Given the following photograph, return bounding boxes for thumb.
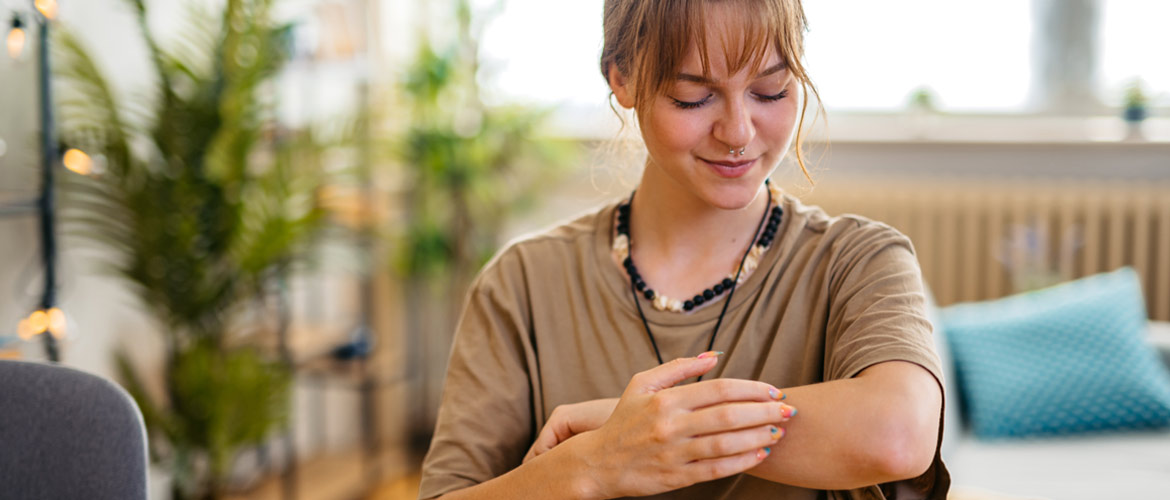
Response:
[630,351,722,395]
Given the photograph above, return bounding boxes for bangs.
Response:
[632,0,807,113]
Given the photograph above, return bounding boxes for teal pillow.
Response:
[940,267,1170,438]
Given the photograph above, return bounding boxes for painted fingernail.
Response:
[770,426,781,439]
[782,405,797,418]
[768,388,785,400]
[696,351,724,359]
[757,447,771,460]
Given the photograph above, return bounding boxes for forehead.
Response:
[676,2,785,79]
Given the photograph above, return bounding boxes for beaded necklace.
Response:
[614,181,783,376]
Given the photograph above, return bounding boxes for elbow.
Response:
[862,415,938,481]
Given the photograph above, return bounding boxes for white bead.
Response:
[668,299,684,312]
[653,295,670,311]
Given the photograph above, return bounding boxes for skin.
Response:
[436,4,942,499]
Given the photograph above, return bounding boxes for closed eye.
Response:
[756,89,790,102]
[671,93,713,110]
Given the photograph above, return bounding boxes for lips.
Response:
[701,157,757,179]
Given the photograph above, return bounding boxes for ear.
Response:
[606,63,636,109]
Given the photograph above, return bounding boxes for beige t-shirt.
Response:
[418,193,949,500]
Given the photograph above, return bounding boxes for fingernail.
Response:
[770,426,781,439]
[757,447,771,460]
[696,351,724,359]
[782,405,797,418]
[768,388,785,400]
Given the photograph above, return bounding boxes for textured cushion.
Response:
[940,267,1170,438]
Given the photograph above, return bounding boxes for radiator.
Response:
[799,179,1170,322]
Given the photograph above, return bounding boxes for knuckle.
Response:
[709,437,732,456]
[648,392,671,412]
[716,407,738,428]
[713,380,735,400]
[650,420,674,443]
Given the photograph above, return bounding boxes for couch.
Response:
[927,290,1170,499]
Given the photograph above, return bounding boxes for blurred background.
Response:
[0,0,1167,499]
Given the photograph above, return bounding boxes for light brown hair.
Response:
[600,0,821,183]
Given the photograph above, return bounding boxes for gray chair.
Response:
[0,360,149,499]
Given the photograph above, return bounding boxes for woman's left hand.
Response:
[523,398,619,463]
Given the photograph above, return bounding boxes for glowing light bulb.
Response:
[35,0,58,21]
[27,310,48,334]
[63,148,93,175]
[6,19,24,60]
[47,308,67,339]
[17,319,36,340]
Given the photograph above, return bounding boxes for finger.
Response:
[684,445,773,483]
[659,378,786,410]
[683,424,785,462]
[680,401,796,437]
[627,352,722,396]
[524,426,558,463]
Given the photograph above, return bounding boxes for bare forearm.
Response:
[747,361,942,489]
[437,438,597,500]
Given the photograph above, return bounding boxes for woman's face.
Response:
[612,8,800,211]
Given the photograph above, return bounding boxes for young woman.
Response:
[418,1,947,499]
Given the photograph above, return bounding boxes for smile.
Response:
[701,157,758,178]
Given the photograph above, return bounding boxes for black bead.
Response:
[635,280,646,291]
[772,206,782,216]
[722,278,734,288]
[763,229,775,240]
[768,218,780,228]
[714,283,724,294]
[760,237,772,247]
[644,289,655,300]
[623,257,633,268]
[703,289,715,300]
[683,300,694,311]
[693,295,705,306]
[619,204,630,214]
[617,223,629,234]
[630,271,641,282]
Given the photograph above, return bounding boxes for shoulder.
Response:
[779,194,919,291]
[783,193,915,259]
[472,199,620,294]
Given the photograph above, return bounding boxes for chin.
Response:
[698,180,767,212]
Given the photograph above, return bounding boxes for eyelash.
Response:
[670,89,790,110]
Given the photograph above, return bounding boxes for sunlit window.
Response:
[802,0,1032,113]
[475,0,1166,116]
[1100,0,1170,106]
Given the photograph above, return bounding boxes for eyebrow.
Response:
[677,61,788,84]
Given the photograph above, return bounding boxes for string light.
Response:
[27,310,48,335]
[17,318,36,340]
[34,0,57,21]
[46,308,67,338]
[6,16,24,60]
[63,148,93,175]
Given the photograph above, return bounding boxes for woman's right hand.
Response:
[569,352,797,499]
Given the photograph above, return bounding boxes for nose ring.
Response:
[728,147,746,156]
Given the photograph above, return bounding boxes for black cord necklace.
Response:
[617,183,780,379]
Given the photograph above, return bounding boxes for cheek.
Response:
[758,99,800,146]
[644,106,712,154]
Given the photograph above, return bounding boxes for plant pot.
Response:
[1124,105,1147,123]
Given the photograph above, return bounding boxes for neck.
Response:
[627,160,770,297]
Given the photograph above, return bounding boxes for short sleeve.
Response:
[824,224,942,382]
[823,222,950,500]
[417,250,536,500]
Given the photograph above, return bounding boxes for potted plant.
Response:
[1123,79,1150,123]
[53,0,326,497]
[394,0,575,438]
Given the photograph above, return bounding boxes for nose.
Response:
[712,95,756,151]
